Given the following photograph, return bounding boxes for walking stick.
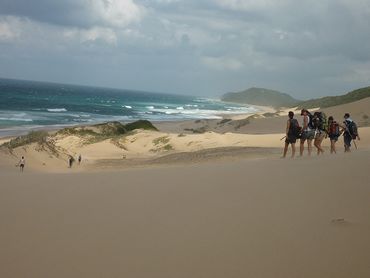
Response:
[280,136,286,141]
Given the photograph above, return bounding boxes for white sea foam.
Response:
[123,105,132,109]
[0,117,33,122]
[47,108,67,112]
[146,106,155,109]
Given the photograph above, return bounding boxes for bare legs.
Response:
[283,142,296,158]
[330,140,337,154]
[314,137,325,155]
[300,139,312,156]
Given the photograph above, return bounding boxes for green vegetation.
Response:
[184,126,208,133]
[222,86,370,109]
[57,120,157,138]
[232,118,250,130]
[3,120,158,151]
[221,87,300,108]
[57,127,98,137]
[2,130,61,156]
[153,136,170,145]
[262,112,279,118]
[151,136,173,152]
[218,118,232,125]
[298,86,370,109]
[3,130,49,149]
[163,144,174,151]
[124,120,158,132]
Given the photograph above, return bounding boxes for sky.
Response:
[0,0,369,99]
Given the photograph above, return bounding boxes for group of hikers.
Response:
[283,109,360,158]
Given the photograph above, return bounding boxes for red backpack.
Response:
[329,121,340,136]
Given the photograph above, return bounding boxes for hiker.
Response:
[312,111,327,155]
[282,111,300,158]
[78,154,82,165]
[327,116,341,154]
[18,156,25,172]
[68,156,75,168]
[343,113,360,152]
[300,109,315,156]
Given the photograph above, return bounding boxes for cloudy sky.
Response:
[0,0,369,99]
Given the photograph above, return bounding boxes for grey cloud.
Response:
[0,0,92,27]
[0,0,369,98]
[0,0,144,28]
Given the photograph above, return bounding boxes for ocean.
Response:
[0,78,257,136]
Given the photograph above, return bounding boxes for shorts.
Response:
[301,130,315,141]
[343,133,352,147]
[315,130,326,140]
[285,135,297,144]
[329,135,339,142]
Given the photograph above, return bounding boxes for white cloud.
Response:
[90,0,145,28]
[0,16,22,42]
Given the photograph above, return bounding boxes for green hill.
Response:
[221,87,300,108]
[298,86,370,109]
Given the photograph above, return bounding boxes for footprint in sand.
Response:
[331,218,349,225]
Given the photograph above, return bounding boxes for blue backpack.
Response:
[346,120,358,139]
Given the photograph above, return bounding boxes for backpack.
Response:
[318,112,328,131]
[290,119,301,138]
[346,120,358,139]
[307,113,314,129]
[329,121,340,137]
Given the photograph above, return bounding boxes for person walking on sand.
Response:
[78,154,82,165]
[343,113,360,152]
[18,156,25,172]
[282,111,300,158]
[300,109,315,156]
[68,156,75,168]
[312,111,326,155]
[327,116,341,154]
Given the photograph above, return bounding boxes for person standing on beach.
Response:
[300,109,314,156]
[18,156,25,172]
[343,113,360,152]
[78,154,82,165]
[282,111,299,158]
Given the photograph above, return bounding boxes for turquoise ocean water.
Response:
[0,78,257,136]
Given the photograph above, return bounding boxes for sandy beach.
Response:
[1,98,370,277]
[1,149,370,278]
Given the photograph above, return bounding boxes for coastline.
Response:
[1,97,370,173]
